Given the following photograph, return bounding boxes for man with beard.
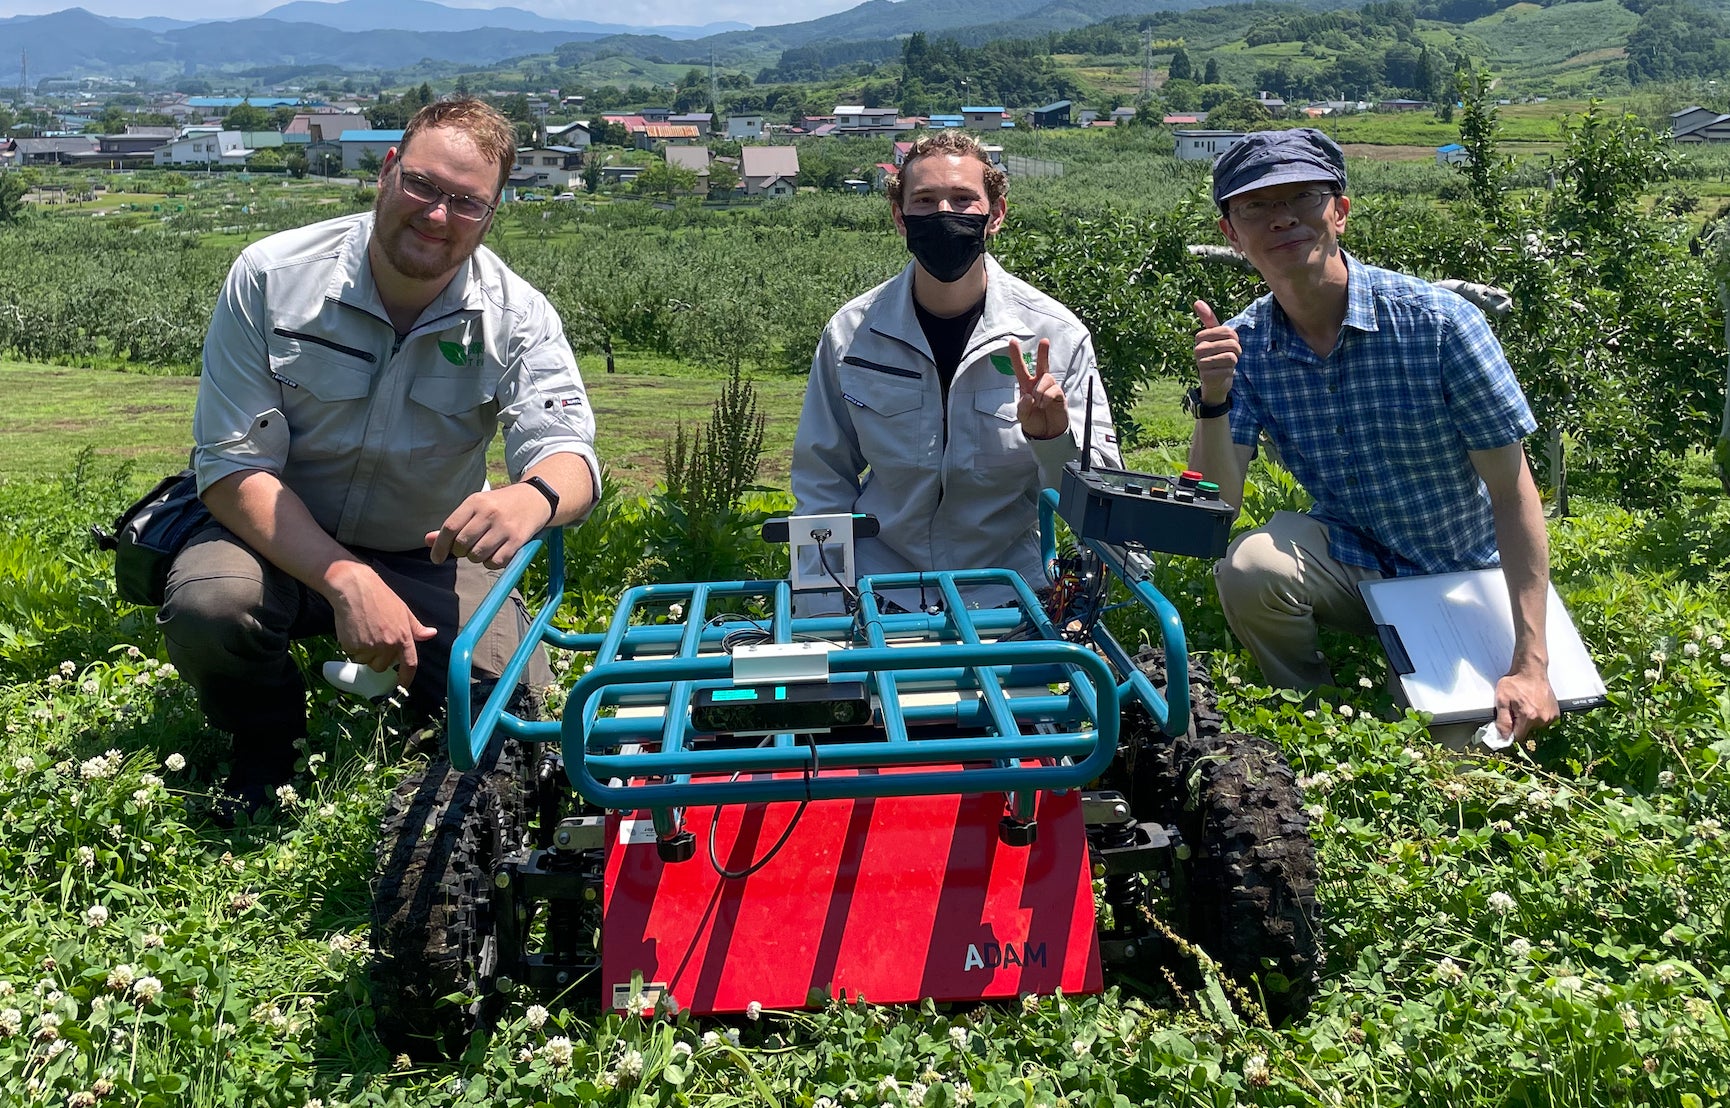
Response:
[163,99,598,814]
[792,130,1120,613]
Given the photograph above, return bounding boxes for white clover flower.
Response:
[1339,704,1354,719]
[1303,709,1316,719]
[77,846,96,870]
[726,1027,740,1046]
[158,664,177,679]
[1684,642,1700,657]
[1618,1003,1639,1033]
[1440,779,1469,801]
[616,1048,644,1081]
[106,965,135,991]
[1487,891,1516,915]
[84,904,109,928]
[671,1040,693,1058]
[1658,770,1676,788]
[702,1030,721,1049]
[275,785,299,807]
[1550,974,1584,994]
[543,1036,574,1068]
[1655,962,1681,984]
[0,1009,20,1037]
[948,1026,969,1050]
[0,981,12,997]
[920,1067,941,1085]
[132,976,163,1003]
[303,1100,325,1108]
[745,999,762,1020]
[1721,653,1730,666]
[35,1012,62,1041]
[1297,771,1334,794]
[1306,803,1325,821]
[134,671,152,686]
[906,1081,928,1107]
[524,1003,549,1030]
[47,674,63,689]
[1436,957,1465,983]
[876,1075,900,1096]
[80,679,99,696]
[142,932,164,949]
[815,1098,837,1108]
[1359,675,1375,688]
[66,1091,96,1108]
[125,646,142,659]
[1651,649,1667,664]
[59,660,76,676]
[1226,674,1242,686]
[1020,993,1040,1013]
[669,602,685,620]
[12,756,33,773]
[80,756,114,780]
[131,789,153,807]
[230,892,259,913]
[1693,818,1723,840]
[1402,746,1426,763]
[1072,1037,1088,1056]
[1644,668,1662,682]
[1243,1053,1271,1088]
[516,1046,535,1064]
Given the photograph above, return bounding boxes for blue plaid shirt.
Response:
[1226,253,1536,577]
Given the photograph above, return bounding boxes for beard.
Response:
[371,190,477,282]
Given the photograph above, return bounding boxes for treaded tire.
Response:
[1110,648,1320,1024]
[369,739,523,1060]
[1167,731,1321,1025]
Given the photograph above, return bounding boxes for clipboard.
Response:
[1359,568,1608,726]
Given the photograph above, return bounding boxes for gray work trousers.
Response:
[158,521,550,740]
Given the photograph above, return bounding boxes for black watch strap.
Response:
[1187,386,1234,420]
[523,475,560,526]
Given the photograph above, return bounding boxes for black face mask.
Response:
[902,210,989,283]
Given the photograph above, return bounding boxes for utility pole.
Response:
[1139,33,1152,99]
[709,48,719,115]
[19,49,27,106]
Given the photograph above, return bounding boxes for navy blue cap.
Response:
[1212,128,1347,212]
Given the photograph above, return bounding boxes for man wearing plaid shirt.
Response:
[1188,129,1558,744]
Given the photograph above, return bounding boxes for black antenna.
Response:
[1081,379,1096,472]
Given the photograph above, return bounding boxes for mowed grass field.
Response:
[0,360,1190,498]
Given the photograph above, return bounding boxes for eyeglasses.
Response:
[395,167,496,222]
[1230,188,1337,221]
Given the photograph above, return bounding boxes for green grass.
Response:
[0,359,1189,500]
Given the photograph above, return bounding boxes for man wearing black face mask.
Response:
[792,130,1121,612]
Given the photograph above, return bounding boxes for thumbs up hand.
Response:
[1192,300,1240,407]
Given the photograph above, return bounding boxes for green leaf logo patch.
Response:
[438,339,485,366]
[990,353,1015,375]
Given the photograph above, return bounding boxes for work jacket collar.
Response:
[867,255,1038,370]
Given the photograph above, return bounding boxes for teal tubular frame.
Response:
[450,504,1195,812]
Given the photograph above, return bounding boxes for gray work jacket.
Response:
[192,212,599,552]
[792,257,1121,609]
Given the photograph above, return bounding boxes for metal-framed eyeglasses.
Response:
[1228,188,1337,221]
[395,167,497,222]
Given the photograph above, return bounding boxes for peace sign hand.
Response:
[1008,337,1068,441]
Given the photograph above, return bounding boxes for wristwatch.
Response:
[523,476,560,526]
[1186,386,1234,420]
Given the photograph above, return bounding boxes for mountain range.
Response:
[4,0,1299,85]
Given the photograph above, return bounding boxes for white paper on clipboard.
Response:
[1359,568,1607,726]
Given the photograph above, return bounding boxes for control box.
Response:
[691,681,872,738]
[1056,461,1234,559]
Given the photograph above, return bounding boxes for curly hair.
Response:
[886,129,1007,211]
[400,98,517,196]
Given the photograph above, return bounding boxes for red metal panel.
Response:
[601,766,1101,1014]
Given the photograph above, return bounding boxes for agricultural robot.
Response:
[367,451,1322,1057]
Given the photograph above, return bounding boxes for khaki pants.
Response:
[159,521,550,741]
[1213,511,1383,691]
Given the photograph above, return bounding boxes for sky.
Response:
[0,0,864,27]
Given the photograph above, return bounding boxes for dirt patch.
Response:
[1340,144,1445,162]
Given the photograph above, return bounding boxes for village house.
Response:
[1671,106,1730,143]
[1174,129,1247,162]
[962,106,1008,131]
[513,146,585,190]
[740,145,799,197]
[727,114,767,140]
[833,105,901,136]
[1031,100,1072,128]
